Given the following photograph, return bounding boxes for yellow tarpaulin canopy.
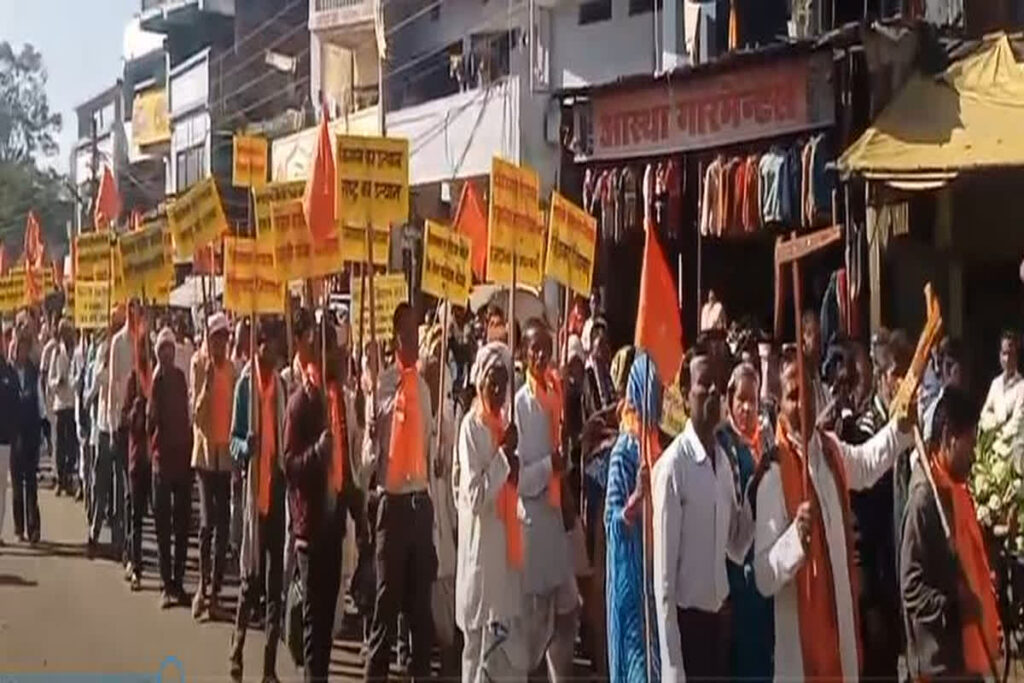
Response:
[838,33,1024,181]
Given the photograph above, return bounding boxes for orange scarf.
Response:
[477,399,523,570]
[620,404,663,469]
[730,415,762,465]
[386,358,426,492]
[255,361,276,516]
[527,368,563,509]
[930,458,1001,676]
[775,420,862,679]
[327,382,348,494]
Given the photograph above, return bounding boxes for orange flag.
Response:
[635,218,683,384]
[24,211,46,304]
[453,180,488,281]
[94,165,122,231]
[303,109,336,245]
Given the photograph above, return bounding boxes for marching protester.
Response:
[148,326,193,608]
[421,322,461,678]
[190,311,237,620]
[363,302,437,682]
[754,346,913,680]
[229,317,287,683]
[11,327,48,545]
[652,343,754,681]
[515,319,579,681]
[582,316,616,419]
[0,329,18,545]
[284,322,349,682]
[455,340,525,681]
[48,318,77,496]
[122,329,152,591]
[604,351,661,682]
[901,386,1001,680]
[230,317,251,558]
[74,330,94,509]
[109,300,141,570]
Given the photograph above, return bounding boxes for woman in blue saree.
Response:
[604,352,661,682]
[716,362,774,682]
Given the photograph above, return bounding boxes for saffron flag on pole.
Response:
[634,217,683,386]
[94,165,122,231]
[303,108,336,245]
[24,211,46,304]
[453,180,488,281]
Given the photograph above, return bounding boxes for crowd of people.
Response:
[0,291,1008,682]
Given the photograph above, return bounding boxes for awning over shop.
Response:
[838,33,1024,184]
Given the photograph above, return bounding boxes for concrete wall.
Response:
[549,0,657,89]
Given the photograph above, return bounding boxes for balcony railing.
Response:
[309,0,375,36]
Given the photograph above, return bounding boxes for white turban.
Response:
[471,341,511,391]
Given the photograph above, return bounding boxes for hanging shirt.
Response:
[758,152,788,225]
[719,157,741,236]
[621,166,639,235]
[741,155,762,232]
[701,158,724,236]
[663,159,682,239]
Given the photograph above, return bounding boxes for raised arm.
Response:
[836,422,912,491]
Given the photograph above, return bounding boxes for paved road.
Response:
[0,472,366,682]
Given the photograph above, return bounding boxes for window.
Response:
[578,0,611,24]
[628,0,662,15]
[175,144,206,192]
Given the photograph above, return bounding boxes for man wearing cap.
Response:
[190,311,238,619]
[149,327,193,607]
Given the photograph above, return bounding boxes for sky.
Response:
[1,0,138,171]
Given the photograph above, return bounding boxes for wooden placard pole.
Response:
[433,299,449,477]
[774,223,843,600]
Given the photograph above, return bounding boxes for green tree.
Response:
[0,41,69,259]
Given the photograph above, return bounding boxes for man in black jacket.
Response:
[901,386,986,680]
[11,329,47,544]
[0,330,19,545]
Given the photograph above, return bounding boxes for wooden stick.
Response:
[640,359,655,683]
[433,300,449,478]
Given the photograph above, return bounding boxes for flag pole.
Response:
[249,188,258,447]
[640,359,654,683]
[433,298,449,477]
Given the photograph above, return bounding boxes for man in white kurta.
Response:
[456,342,528,682]
[980,331,1024,457]
[514,325,579,681]
[754,357,912,681]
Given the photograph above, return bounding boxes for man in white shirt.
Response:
[754,349,913,681]
[652,345,754,681]
[107,301,140,567]
[514,320,578,681]
[48,319,77,496]
[980,330,1024,457]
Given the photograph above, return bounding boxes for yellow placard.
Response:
[119,223,173,296]
[233,135,268,189]
[253,180,306,236]
[421,220,471,305]
[0,271,25,313]
[132,88,170,148]
[167,177,229,262]
[336,135,409,228]
[223,235,285,314]
[350,272,408,349]
[339,223,390,267]
[487,157,544,288]
[268,200,343,281]
[76,232,115,282]
[545,191,597,295]
[74,280,112,330]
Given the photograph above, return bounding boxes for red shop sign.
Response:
[586,51,835,161]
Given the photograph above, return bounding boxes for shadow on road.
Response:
[0,573,39,587]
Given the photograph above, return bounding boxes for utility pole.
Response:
[85,118,99,235]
